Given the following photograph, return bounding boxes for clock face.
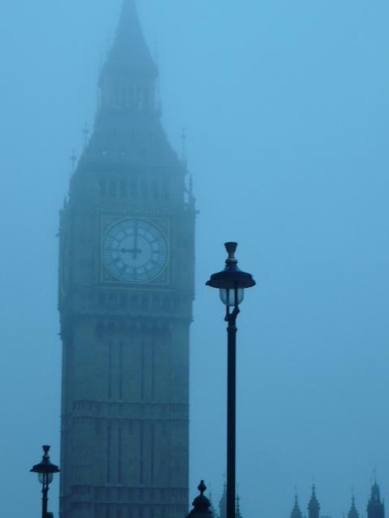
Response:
[103,219,168,283]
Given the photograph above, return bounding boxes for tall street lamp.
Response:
[30,445,60,518]
[206,242,255,518]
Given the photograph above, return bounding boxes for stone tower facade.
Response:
[58,2,195,518]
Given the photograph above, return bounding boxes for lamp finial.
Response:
[225,242,238,265]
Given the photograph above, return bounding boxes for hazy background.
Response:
[1,1,389,517]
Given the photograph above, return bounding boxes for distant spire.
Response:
[367,480,385,518]
[219,482,227,518]
[371,482,381,503]
[348,496,360,518]
[308,486,320,518]
[291,495,303,518]
[235,495,243,518]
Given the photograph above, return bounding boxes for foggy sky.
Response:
[1,1,389,517]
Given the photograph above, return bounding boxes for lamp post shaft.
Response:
[226,312,238,518]
[42,485,48,518]
[206,242,255,518]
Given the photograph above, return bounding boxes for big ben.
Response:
[58,1,195,518]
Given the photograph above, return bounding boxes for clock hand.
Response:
[132,221,140,259]
[106,246,143,257]
[119,247,142,256]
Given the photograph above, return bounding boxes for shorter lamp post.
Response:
[206,242,255,518]
[30,445,60,518]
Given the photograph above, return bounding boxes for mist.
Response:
[1,1,389,517]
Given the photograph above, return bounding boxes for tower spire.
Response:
[84,0,180,169]
[102,0,156,78]
[308,485,320,518]
[367,480,385,518]
[97,0,158,117]
[291,495,303,518]
[348,496,360,518]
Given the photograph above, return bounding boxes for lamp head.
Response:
[206,242,255,306]
[30,445,60,486]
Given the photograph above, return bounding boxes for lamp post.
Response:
[206,242,255,518]
[30,445,60,518]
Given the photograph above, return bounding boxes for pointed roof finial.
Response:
[187,481,214,518]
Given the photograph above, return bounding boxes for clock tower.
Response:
[58,2,195,518]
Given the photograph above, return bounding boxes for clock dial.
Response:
[103,219,168,283]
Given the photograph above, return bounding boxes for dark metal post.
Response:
[226,304,239,518]
[42,481,48,518]
[206,243,255,518]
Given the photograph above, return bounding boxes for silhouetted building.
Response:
[288,489,320,518]
[287,482,384,518]
[58,1,195,517]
